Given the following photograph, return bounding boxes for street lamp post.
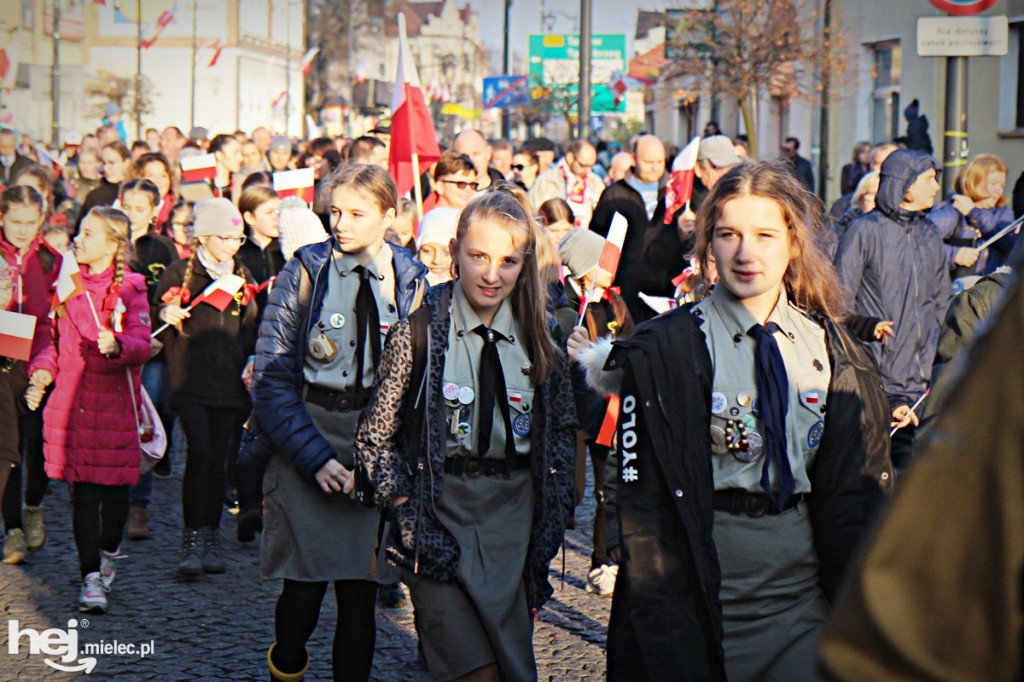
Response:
[135,0,143,140]
[51,0,62,148]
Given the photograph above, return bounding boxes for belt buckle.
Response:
[464,457,482,477]
[743,495,769,518]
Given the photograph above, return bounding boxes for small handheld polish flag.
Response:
[180,153,217,183]
[191,274,246,312]
[273,168,315,205]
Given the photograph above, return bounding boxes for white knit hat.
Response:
[416,207,459,249]
[192,198,244,237]
[278,196,328,260]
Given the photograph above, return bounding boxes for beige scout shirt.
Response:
[441,281,535,459]
[693,285,831,494]
[303,243,399,391]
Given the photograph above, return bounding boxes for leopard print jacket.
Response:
[354,282,578,612]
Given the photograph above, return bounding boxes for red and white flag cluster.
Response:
[663,136,700,224]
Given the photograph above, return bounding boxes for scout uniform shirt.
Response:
[441,281,535,460]
[693,286,831,494]
[303,242,399,392]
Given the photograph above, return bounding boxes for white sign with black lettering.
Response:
[917,16,1008,57]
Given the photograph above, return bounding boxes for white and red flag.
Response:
[271,89,288,109]
[596,212,628,284]
[388,12,441,198]
[300,47,319,77]
[663,136,700,224]
[0,310,35,361]
[180,153,217,183]
[273,168,315,205]
[35,144,62,177]
[0,39,19,92]
[140,5,177,49]
[191,274,246,312]
[50,250,84,315]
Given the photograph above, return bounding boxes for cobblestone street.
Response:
[1,449,611,681]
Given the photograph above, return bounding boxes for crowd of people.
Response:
[0,112,1021,682]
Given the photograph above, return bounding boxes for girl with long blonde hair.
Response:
[569,162,893,681]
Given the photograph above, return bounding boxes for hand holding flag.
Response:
[580,213,629,325]
[50,250,85,316]
[152,274,246,336]
[663,137,700,224]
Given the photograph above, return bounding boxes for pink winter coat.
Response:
[33,266,152,486]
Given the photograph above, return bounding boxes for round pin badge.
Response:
[734,431,764,463]
[736,392,752,407]
[709,425,728,456]
[741,413,757,433]
[458,386,475,405]
[807,420,825,449]
[521,362,533,376]
[329,313,345,329]
[443,382,460,402]
[711,392,727,415]
[457,422,471,438]
[728,406,741,417]
[512,412,532,437]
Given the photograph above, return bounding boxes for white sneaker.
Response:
[99,547,122,591]
[79,572,107,613]
[585,564,618,597]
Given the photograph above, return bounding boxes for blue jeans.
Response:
[129,360,171,507]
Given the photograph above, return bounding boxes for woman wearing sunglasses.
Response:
[511,149,540,191]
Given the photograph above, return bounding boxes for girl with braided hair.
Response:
[26,206,152,613]
[155,197,257,577]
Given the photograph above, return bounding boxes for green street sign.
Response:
[528,34,627,113]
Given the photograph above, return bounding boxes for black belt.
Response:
[304,386,368,413]
[712,490,806,517]
[945,236,977,248]
[443,456,531,477]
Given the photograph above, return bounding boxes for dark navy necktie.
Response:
[353,265,381,392]
[748,322,795,510]
[472,325,516,469]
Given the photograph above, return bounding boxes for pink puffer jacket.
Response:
[36,265,151,486]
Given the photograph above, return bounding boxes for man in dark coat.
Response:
[588,135,688,323]
[781,136,815,193]
[834,149,952,470]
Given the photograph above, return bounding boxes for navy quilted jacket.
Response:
[252,239,426,481]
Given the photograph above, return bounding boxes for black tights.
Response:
[273,578,378,681]
[2,410,49,529]
[176,405,243,530]
[72,483,129,578]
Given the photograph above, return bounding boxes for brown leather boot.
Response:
[127,506,151,540]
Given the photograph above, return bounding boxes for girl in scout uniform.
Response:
[252,164,426,682]
[354,187,577,682]
[569,162,893,681]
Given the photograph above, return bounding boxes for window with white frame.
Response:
[870,40,901,144]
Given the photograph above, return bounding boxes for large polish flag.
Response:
[663,136,700,224]
[388,12,441,198]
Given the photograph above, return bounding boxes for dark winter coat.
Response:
[38,267,150,486]
[252,239,426,482]
[603,306,894,681]
[353,282,578,613]
[835,149,953,405]
[237,237,285,315]
[154,257,258,410]
[590,177,688,323]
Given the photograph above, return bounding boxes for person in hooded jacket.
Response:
[835,149,953,472]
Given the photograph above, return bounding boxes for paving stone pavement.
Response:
[1,448,611,681]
